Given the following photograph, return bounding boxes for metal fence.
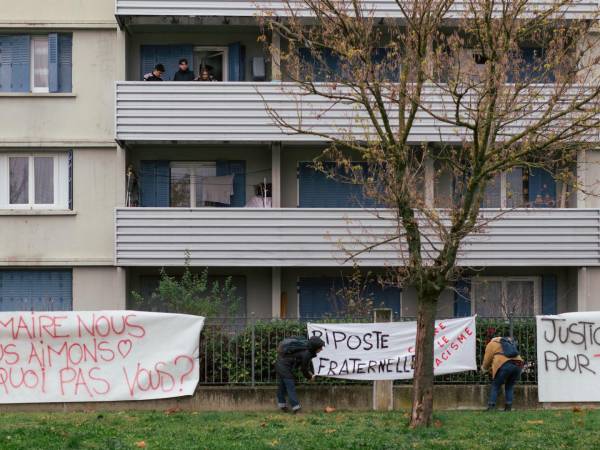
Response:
[198,316,537,385]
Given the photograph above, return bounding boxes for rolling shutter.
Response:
[298,162,376,208]
[0,270,72,311]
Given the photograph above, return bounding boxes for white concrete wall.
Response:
[73,267,126,310]
[0,30,118,146]
[0,147,122,266]
[1,1,115,25]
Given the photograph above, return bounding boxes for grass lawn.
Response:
[0,409,598,449]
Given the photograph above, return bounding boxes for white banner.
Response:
[0,310,204,403]
[307,316,476,380]
[537,312,600,402]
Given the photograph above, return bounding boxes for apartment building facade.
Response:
[3,0,600,319]
[0,0,126,310]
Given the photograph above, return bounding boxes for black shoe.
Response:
[486,405,496,411]
[504,404,512,412]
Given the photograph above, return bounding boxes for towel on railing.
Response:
[201,175,234,205]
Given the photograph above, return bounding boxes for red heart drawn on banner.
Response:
[118,339,133,358]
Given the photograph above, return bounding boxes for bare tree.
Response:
[259,0,600,427]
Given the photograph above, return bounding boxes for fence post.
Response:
[373,308,393,411]
[251,314,256,387]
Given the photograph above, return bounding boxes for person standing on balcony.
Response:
[174,58,195,81]
[482,336,524,411]
[275,336,325,414]
[196,64,216,82]
[143,64,165,81]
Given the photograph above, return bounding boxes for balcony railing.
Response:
[115,0,598,20]
[116,81,595,144]
[114,207,600,267]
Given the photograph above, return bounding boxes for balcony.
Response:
[115,0,598,22]
[114,208,600,267]
[118,82,592,144]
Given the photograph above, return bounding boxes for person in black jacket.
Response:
[143,64,165,81]
[275,336,325,413]
[173,59,195,81]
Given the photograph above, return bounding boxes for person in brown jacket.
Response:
[482,336,524,411]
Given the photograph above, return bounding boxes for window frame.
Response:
[192,46,229,82]
[169,161,217,208]
[470,276,541,317]
[30,34,50,94]
[0,153,69,210]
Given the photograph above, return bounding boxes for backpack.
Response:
[499,337,519,358]
[278,337,308,356]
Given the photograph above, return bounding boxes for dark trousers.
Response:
[277,377,300,409]
[488,361,523,406]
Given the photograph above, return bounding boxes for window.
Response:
[0,33,72,93]
[170,162,217,207]
[194,47,228,81]
[471,277,540,317]
[481,168,526,208]
[0,153,69,209]
[436,165,558,209]
[31,35,49,93]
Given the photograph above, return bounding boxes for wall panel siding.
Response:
[115,0,598,19]
[115,208,600,267]
[115,82,598,144]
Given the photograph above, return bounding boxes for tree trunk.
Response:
[410,291,438,428]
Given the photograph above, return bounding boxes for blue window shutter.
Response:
[140,160,170,207]
[57,33,72,92]
[298,278,337,319]
[528,167,556,208]
[542,275,557,315]
[0,270,72,311]
[10,35,30,92]
[140,44,193,81]
[216,160,246,207]
[228,42,246,81]
[48,33,59,92]
[140,45,158,79]
[68,150,73,210]
[454,278,471,317]
[298,162,374,208]
[0,35,12,92]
